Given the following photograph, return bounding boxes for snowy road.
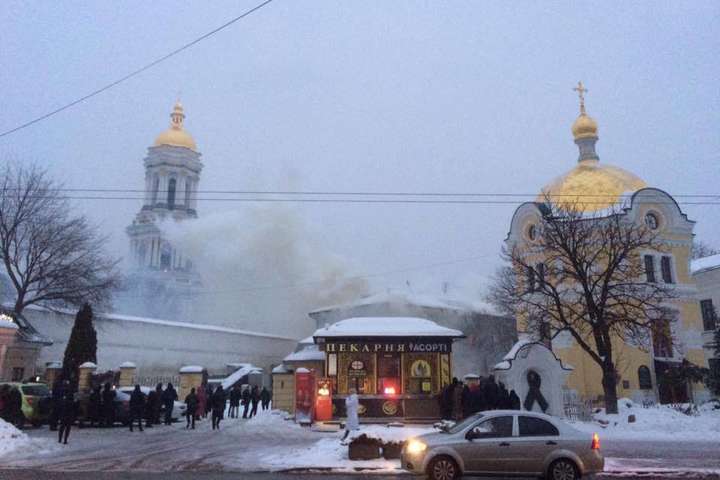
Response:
[1,410,719,476]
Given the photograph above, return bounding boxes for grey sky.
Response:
[2,1,718,303]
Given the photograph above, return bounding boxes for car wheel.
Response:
[548,459,579,480]
[428,456,459,480]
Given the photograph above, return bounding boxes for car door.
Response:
[509,415,562,474]
[460,415,515,474]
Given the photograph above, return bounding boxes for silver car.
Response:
[401,410,603,480]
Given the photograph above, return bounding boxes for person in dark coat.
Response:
[228,385,241,419]
[7,386,23,428]
[49,378,65,431]
[249,385,260,418]
[204,385,214,419]
[144,386,158,428]
[88,385,102,428]
[241,386,251,419]
[101,382,116,427]
[260,387,271,410]
[211,385,226,430]
[128,385,146,432]
[57,391,76,444]
[438,382,453,420]
[0,385,8,422]
[498,382,511,409]
[482,375,500,410]
[509,389,521,410]
[161,383,178,425]
[151,383,163,425]
[185,387,198,429]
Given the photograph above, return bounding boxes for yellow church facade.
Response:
[505,84,711,405]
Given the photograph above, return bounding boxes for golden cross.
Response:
[573,81,588,114]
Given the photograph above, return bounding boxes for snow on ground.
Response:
[0,419,31,457]
[571,398,720,441]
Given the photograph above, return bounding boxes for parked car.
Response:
[117,386,187,421]
[0,382,52,427]
[75,387,131,427]
[401,410,603,480]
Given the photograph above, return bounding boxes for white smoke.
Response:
[160,205,369,339]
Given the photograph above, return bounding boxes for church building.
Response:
[124,102,203,321]
[504,84,711,405]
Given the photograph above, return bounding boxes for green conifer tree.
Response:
[61,303,98,387]
[707,324,720,397]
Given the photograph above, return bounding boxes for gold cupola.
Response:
[538,82,646,213]
[154,101,198,151]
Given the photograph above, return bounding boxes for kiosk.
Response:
[313,317,464,421]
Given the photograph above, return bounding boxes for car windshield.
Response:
[21,384,49,396]
[446,413,484,434]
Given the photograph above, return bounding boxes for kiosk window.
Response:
[408,359,432,394]
[377,353,400,394]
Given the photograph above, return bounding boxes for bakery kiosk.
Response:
[313,317,464,421]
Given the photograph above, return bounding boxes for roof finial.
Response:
[170,99,185,130]
[573,81,588,115]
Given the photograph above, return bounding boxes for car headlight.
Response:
[405,439,427,455]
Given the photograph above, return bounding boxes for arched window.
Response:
[638,365,652,390]
[160,243,172,269]
[184,179,192,207]
[167,178,176,209]
[151,175,160,204]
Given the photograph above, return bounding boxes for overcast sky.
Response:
[2,1,718,303]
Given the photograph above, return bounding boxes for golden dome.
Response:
[538,159,647,212]
[571,113,598,140]
[153,101,197,151]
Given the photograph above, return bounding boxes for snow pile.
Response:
[0,419,31,458]
[347,424,434,444]
[221,364,261,390]
[572,398,720,441]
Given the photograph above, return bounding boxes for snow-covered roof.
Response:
[272,364,291,374]
[283,345,325,363]
[221,364,262,390]
[0,314,19,330]
[691,253,720,274]
[296,367,310,373]
[313,317,464,338]
[119,361,136,368]
[180,365,204,373]
[9,302,297,342]
[45,361,62,369]
[298,336,315,345]
[79,361,97,368]
[310,291,498,316]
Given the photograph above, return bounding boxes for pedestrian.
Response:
[341,388,359,441]
[241,385,251,419]
[0,385,7,421]
[151,383,163,425]
[204,385,214,419]
[211,385,226,430]
[451,378,463,421]
[7,386,24,429]
[483,375,499,410]
[185,387,198,429]
[249,385,260,418]
[162,383,178,425]
[144,385,158,428]
[498,382,511,409]
[260,387,271,411]
[49,378,65,431]
[129,385,146,432]
[101,382,116,427]
[57,391,76,445]
[438,382,453,420]
[228,385,241,418]
[196,384,207,421]
[88,385,102,428]
[509,389,521,410]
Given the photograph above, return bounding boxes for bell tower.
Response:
[124,101,203,321]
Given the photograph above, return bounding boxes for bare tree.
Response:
[492,199,677,414]
[0,164,120,315]
[691,241,719,260]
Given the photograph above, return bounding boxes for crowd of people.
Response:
[439,375,521,420]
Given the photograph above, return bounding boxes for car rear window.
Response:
[519,416,559,436]
[21,385,49,396]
